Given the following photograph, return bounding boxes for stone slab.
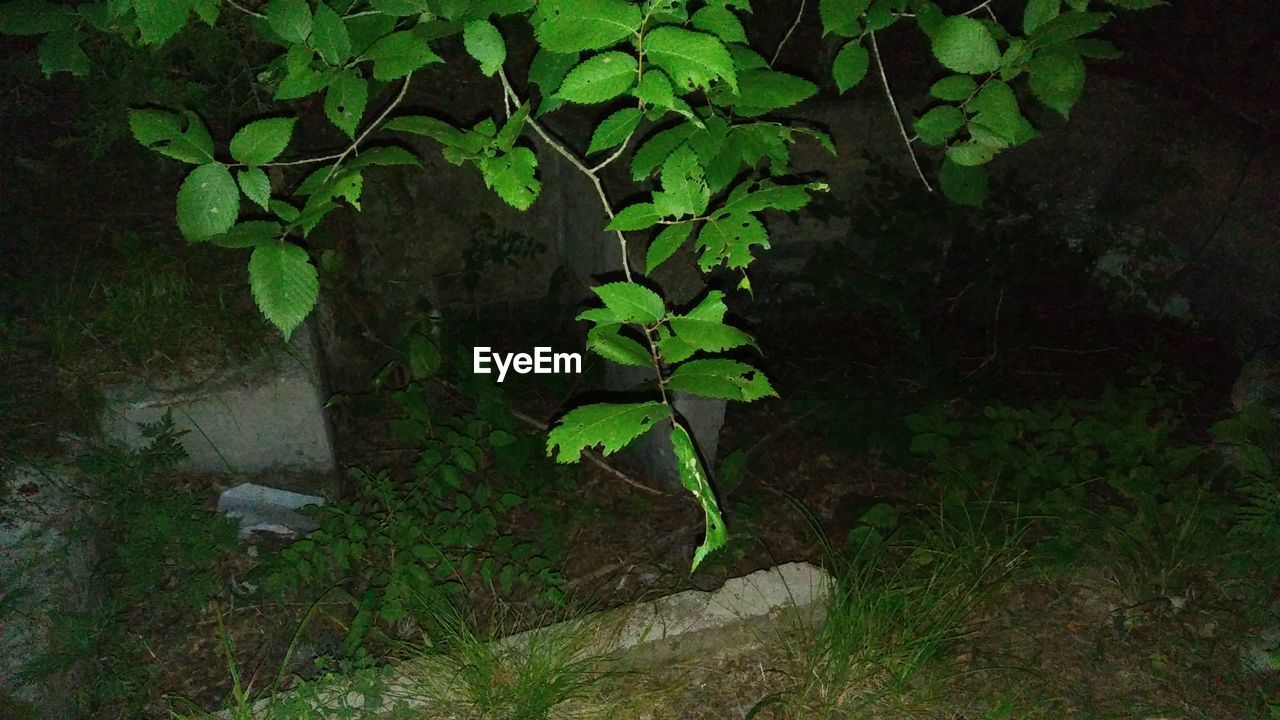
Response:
[100,324,337,476]
[217,482,325,537]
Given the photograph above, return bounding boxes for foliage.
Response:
[17,415,239,718]
[0,0,1160,570]
[906,370,1280,600]
[259,331,570,655]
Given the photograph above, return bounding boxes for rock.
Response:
[217,482,325,537]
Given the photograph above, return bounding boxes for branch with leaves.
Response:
[0,0,1159,570]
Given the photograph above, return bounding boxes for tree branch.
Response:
[770,0,806,67]
[869,32,934,193]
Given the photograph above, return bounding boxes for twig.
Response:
[962,0,997,15]
[770,0,806,67]
[225,0,266,19]
[324,74,413,182]
[505,406,668,497]
[869,32,933,193]
[964,286,1004,379]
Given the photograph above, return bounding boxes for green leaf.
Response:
[463,19,506,76]
[533,0,641,53]
[929,74,977,101]
[494,103,530,153]
[267,0,311,43]
[605,202,663,231]
[695,212,767,270]
[591,281,665,324]
[556,51,637,104]
[366,31,442,80]
[914,104,965,145]
[655,145,709,217]
[229,117,297,167]
[478,147,540,210]
[587,324,652,367]
[1023,0,1061,34]
[324,70,368,138]
[932,16,1001,74]
[663,298,753,361]
[969,79,1022,145]
[1028,50,1085,116]
[0,0,76,35]
[37,29,89,76]
[274,63,332,101]
[193,0,219,26]
[546,401,672,463]
[134,0,192,44]
[587,107,642,154]
[311,2,351,65]
[832,41,869,93]
[667,359,775,402]
[249,240,319,341]
[370,0,429,15]
[690,6,746,43]
[1029,10,1109,45]
[236,167,272,209]
[819,0,870,37]
[720,180,818,215]
[529,47,579,92]
[646,223,692,274]
[630,123,696,180]
[946,140,996,166]
[938,156,987,205]
[643,26,736,92]
[670,422,726,573]
[730,69,818,117]
[211,220,280,249]
[177,163,240,242]
[408,334,441,377]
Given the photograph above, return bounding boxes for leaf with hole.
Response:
[177,163,240,241]
[546,401,672,463]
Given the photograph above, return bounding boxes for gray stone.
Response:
[217,482,325,537]
[0,464,93,719]
[100,324,337,476]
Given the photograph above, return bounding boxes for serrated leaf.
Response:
[1029,11,1110,45]
[177,163,240,242]
[587,107,642,155]
[0,0,76,35]
[695,212,767,270]
[730,69,817,117]
[237,167,272,209]
[529,47,579,95]
[211,220,280,249]
[229,117,296,167]
[605,202,663,231]
[347,145,421,169]
[533,0,641,53]
[267,0,311,43]
[556,51,637,104]
[667,359,775,401]
[193,0,219,26]
[690,6,746,43]
[1028,50,1085,116]
[366,30,442,80]
[546,401,671,463]
[249,240,319,341]
[932,16,1000,74]
[36,29,88,76]
[929,74,977,101]
[946,140,996,166]
[311,2,351,65]
[819,0,870,37]
[273,63,332,101]
[646,222,692,274]
[463,19,505,76]
[832,41,869,93]
[408,334,441,377]
[720,180,816,214]
[670,422,726,572]
[134,0,192,44]
[324,70,368,138]
[914,104,965,145]
[644,26,736,92]
[1023,0,1061,34]
[655,145,709,217]
[938,156,987,206]
[630,123,697,180]
[587,324,652,366]
[494,103,531,153]
[479,146,540,210]
[591,281,665,324]
[969,79,1021,145]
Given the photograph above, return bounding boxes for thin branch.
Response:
[589,127,638,173]
[505,407,667,496]
[962,0,997,16]
[225,0,266,19]
[869,31,934,193]
[324,74,413,182]
[770,0,807,67]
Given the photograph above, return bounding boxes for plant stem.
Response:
[869,32,934,193]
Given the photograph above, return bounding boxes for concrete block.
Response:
[100,324,337,476]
